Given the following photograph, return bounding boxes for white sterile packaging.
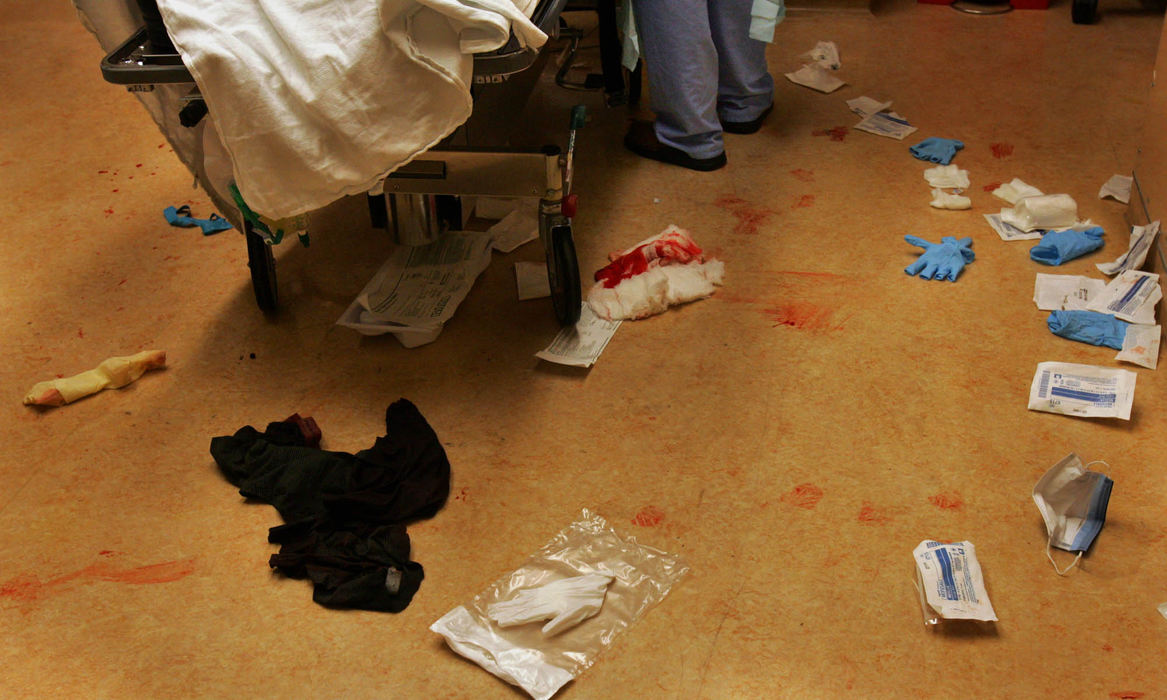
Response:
[924,164,970,189]
[1028,362,1137,420]
[1087,270,1162,324]
[1096,221,1160,276]
[984,213,1044,241]
[992,178,1043,205]
[1000,193,1078,232]
[430,509,690,700]
[913,540,997,625]
[1033,273,1106,311]
[784,63,845,93]
[930,189,971,210]
[1116,324,1161,369]
[1098,174,1133,204]
[847,95,893,118]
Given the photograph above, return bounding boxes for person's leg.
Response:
[709,0,774,128]
[630,0,724,160]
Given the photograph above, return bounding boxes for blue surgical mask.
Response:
[1032,453,1113,575]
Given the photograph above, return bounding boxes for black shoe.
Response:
[624,121,727,172]
[722,104,773,135]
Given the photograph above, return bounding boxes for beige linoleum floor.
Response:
[4,1,1167,698]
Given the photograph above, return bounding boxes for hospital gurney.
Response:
[94,0,589,325]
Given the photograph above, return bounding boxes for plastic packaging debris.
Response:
[924,164,970,189]
[803,40,840,69]
[488,205,539,253]
[587,225,724,321]
[515,261,551,300]
[784,63,845,93]
[847,96,916,141]
[337,232,493,347]
[1001,193,1078,232]
[1033,273,1106,311]
[1033,454,1113,575]
[854,111,918,140]
[984,213,1044,241]
[1086,270,1161,324]
[24,350,166,407]
[1098,174,1133,204]
[1028,361,1136,420]
[1096,221,1160,276]
[487,573,614,637]
[1116,324,1160,369]
[913,540,997,625]
[929,188,971,210]
[536,304,621,368]
[991,178,1043,205]
[476,197,522,220]
[847,96,892,118]
[1046,310,1129,350]
[1159,603,1167,620]
[430,509,689,700]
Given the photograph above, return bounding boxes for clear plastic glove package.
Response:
[430,509,690,700]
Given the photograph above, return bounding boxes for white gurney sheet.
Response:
[76,0,546,220]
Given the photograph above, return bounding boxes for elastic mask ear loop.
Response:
[1045,458,1108,576]
[1046,536,1082,576]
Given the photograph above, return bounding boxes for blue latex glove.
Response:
[904,235,975,281]
[909,137,964,165]
[163,205,233,235]
[1047,310,1129,350]
[1029,226,1104,266]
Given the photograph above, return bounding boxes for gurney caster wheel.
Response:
[547,224,581,325]
[244,221,278,312]
[1072,0,1097,23]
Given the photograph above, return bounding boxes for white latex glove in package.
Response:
[487,573,614,637]
[587,225,724,321]
[430,510,689,700]
[1000,193,1078,232]
[913,540,997,624]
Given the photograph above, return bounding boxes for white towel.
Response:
[156,0,545,219]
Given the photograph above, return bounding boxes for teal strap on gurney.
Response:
[229,183,310,247]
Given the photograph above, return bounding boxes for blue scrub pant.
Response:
[632,0,774,159]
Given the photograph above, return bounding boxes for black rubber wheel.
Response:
[546,223,581,325]
[244,220,278,312]
[1072,0,1097,24]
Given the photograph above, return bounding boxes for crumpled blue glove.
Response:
[1047,310,1129,349]
[904,235,975,281]
[1029,226,1104,266]
[164,205,233,235]
[909,137,964,165]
